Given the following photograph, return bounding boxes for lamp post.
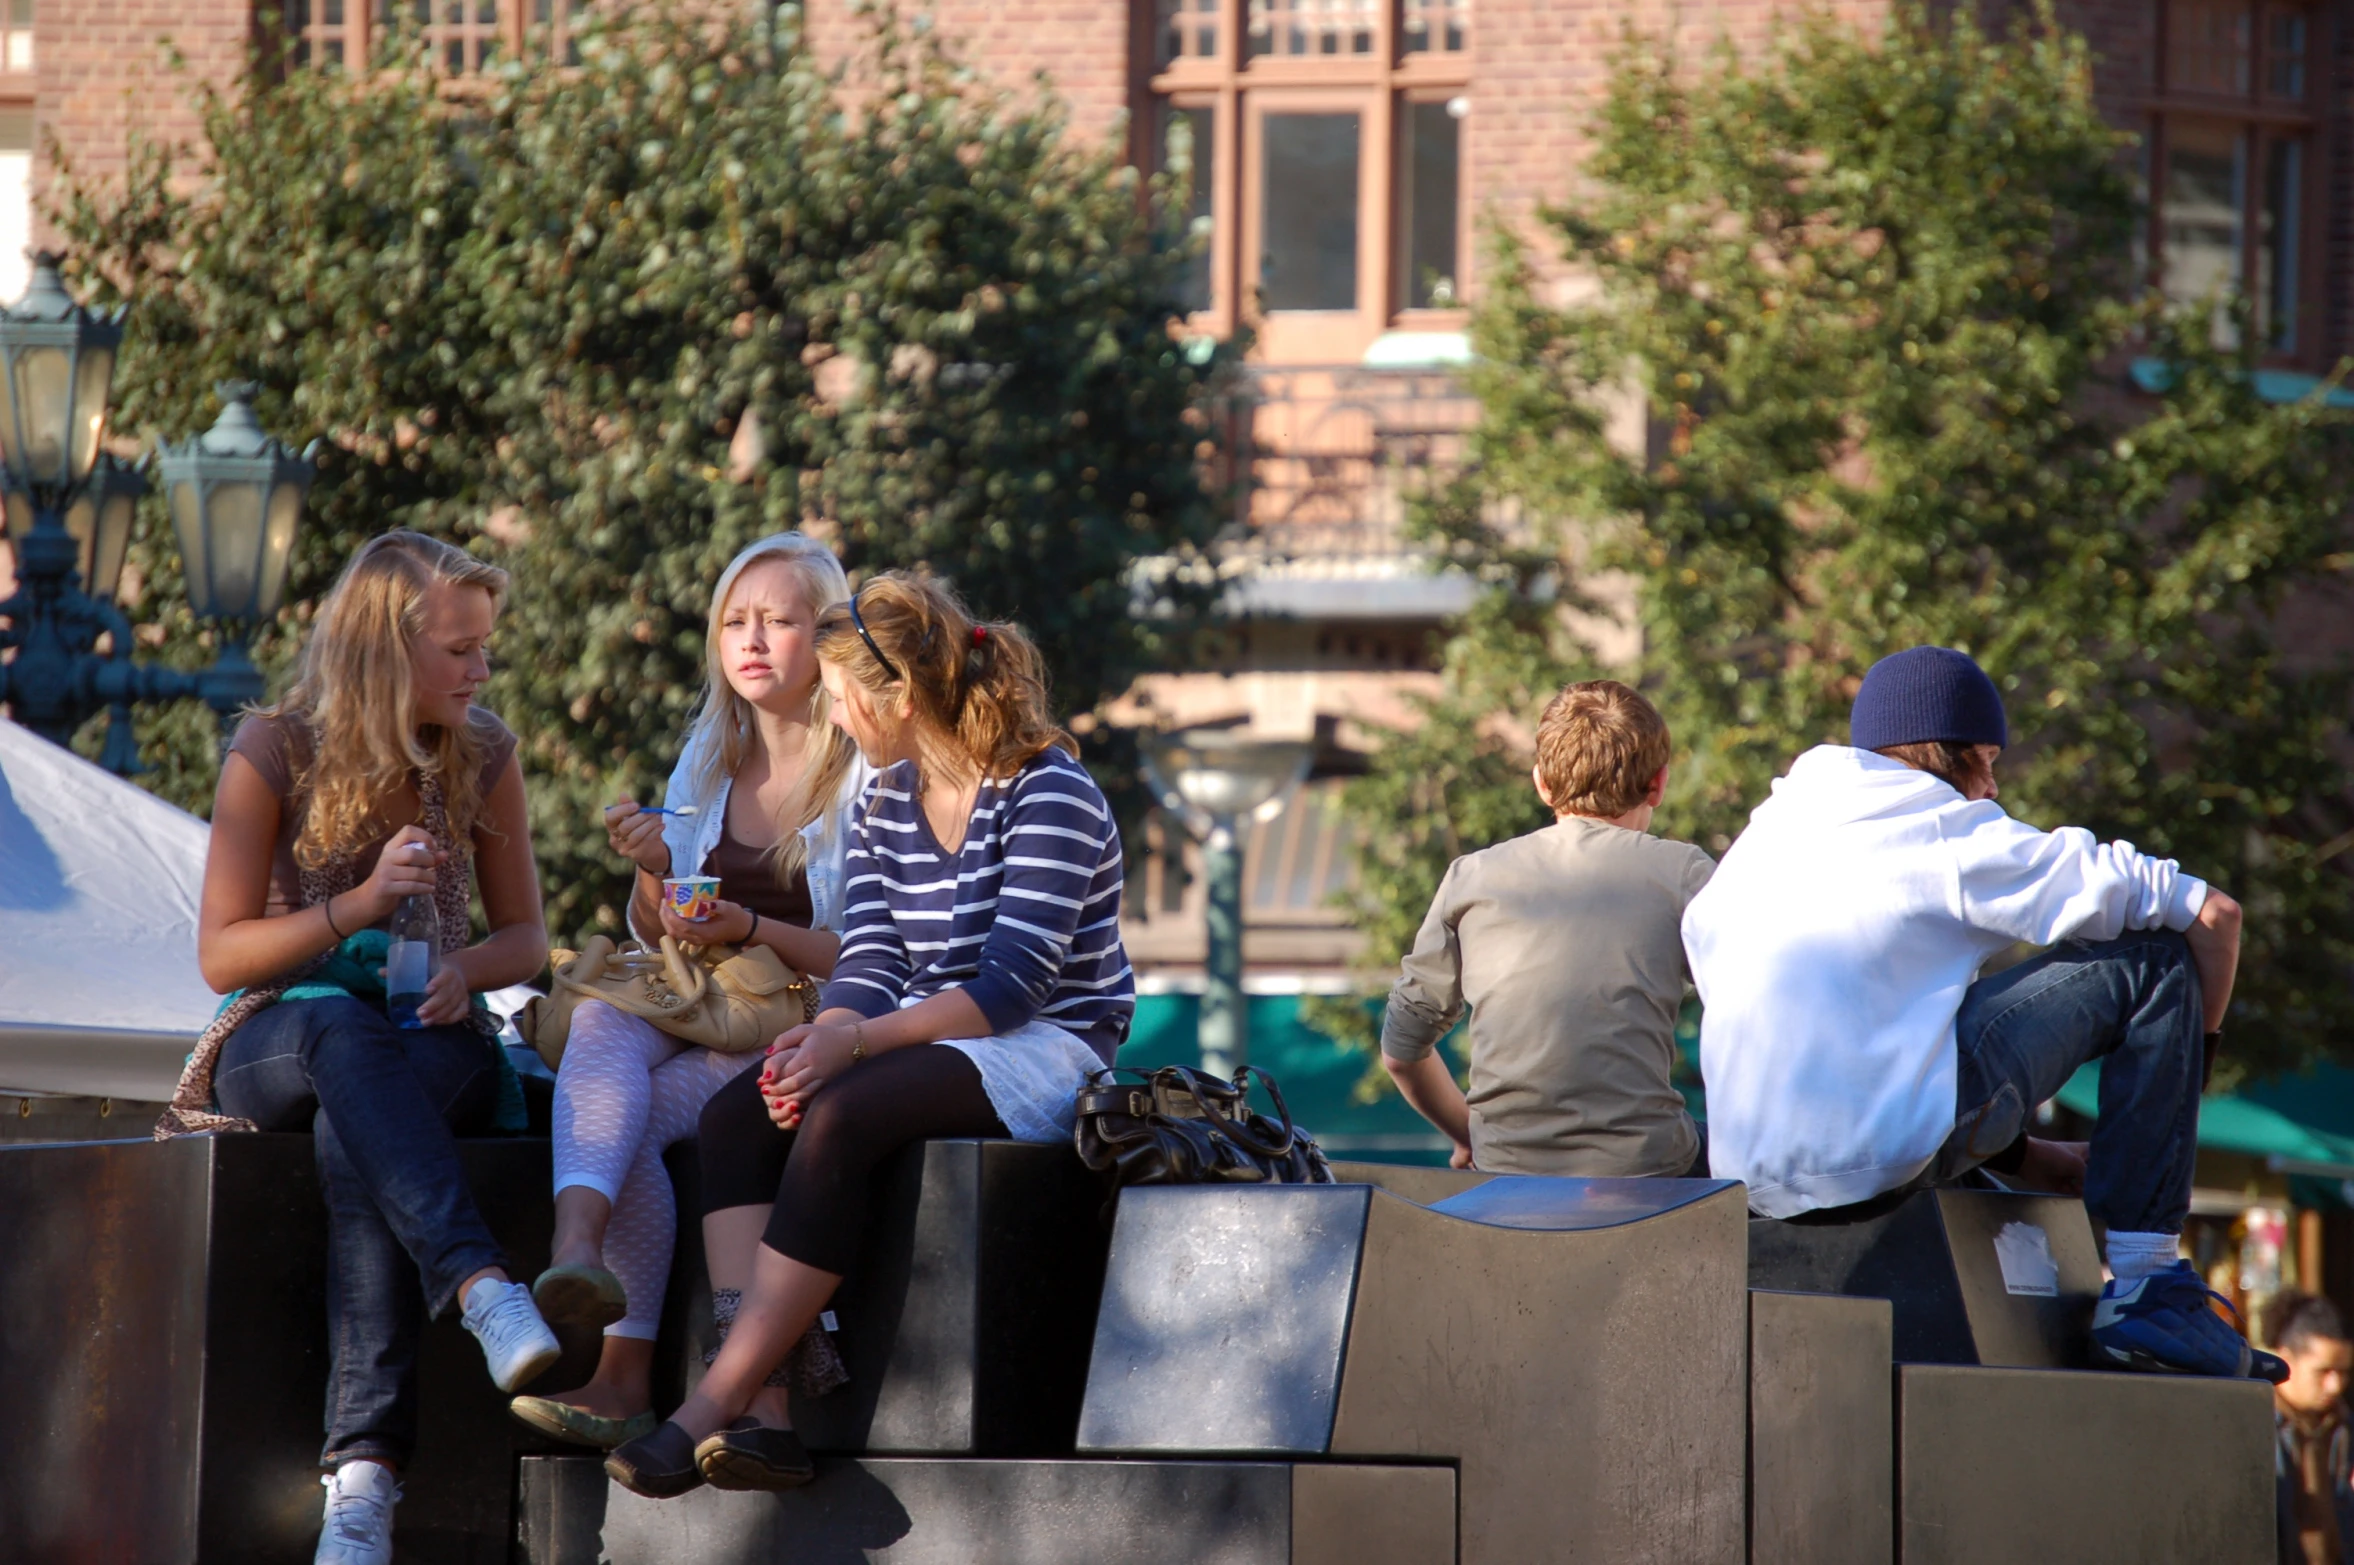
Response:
[0,253,317,773]
[1143,729,1313,1078]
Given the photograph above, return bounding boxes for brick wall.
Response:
[31,0,253,248]
[802,0,1139,159]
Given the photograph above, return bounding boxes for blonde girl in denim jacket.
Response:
[511,532,872,1450]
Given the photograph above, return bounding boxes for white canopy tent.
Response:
[0,718,546,1103]
[0,718,217,1100]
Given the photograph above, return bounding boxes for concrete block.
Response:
[1749,1289,1892,1565]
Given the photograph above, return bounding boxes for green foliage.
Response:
[1324,3,2354,1082]
[53,2,1235,943]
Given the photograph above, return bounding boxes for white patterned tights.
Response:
[550,1000,762,1340]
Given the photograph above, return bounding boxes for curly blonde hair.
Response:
[260,531,510,870]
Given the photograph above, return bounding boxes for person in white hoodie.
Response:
[1684,645,2283,1382]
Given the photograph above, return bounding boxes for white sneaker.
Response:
[460,1277,562,1392]
[315,1461,400,1565]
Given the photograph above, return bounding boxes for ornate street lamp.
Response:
[1143,728,1313,1078]
[159,381,316,630]
[0,253,318,774]
[4,453,144,604]
[0,249,122,495]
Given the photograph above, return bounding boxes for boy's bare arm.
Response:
[2184,889,2240,1036]
[1384,1051,1474,1168]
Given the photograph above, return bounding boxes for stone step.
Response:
[1079,1174,1753,1565]
[516,1453,1457,1565]
[1748,1289,1893,1565]
[1897,1363,2273,1563]
[1746,1187,2104,1367]
[0,1132,598,1565]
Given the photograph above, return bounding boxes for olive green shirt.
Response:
[1381,815,1714,1177]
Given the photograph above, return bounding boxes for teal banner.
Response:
[1118,992,1460,1165]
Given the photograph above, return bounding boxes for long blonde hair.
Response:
[682,532,861,878]
[263,530,511,871]
[813,570,1074,781]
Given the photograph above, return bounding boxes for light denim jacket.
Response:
[628,724,875,943]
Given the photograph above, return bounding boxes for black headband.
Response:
[847,591,901,681]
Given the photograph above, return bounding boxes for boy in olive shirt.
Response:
[1381,680,1713,1176]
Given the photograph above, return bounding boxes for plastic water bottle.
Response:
[386,893,439,1030]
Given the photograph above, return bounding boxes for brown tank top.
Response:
[706,810,814,931]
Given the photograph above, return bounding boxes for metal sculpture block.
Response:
[0,1093,168,1144]
[1749,1290,1893,1565]
[0,1133,597,1565]
[658,1137,1111,1457]
[1746,1187,2104,1366]
[1897,1364,2273,1564]
[1325,1158,1494,1205]
[1078,1175,1751,1565]
[516,1453,1456,1565]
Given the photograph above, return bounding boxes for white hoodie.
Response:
[1682,745,2207,1217]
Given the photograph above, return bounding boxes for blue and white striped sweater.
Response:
[820,748,1136,1064]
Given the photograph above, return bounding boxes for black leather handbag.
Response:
[1073,1064,1335,1189]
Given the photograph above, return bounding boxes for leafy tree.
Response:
[53,3,1233,942]
[1320,3,2354,1083]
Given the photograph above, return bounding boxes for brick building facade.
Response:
[10,0,2353,985]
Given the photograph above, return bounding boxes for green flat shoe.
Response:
[532,1264,627,1329]
[509,1395,658,1451]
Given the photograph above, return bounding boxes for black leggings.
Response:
[697,1043,1008,1275]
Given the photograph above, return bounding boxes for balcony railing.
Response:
[1221,363,1480,562]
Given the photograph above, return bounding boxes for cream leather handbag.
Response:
[523,935,820,1068]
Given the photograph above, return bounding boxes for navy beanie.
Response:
[1849,646,2008,752]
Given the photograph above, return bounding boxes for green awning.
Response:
[2056,1062,2354,1176]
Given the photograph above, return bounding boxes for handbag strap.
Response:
[1185,1064,1299,1159]
[1078,1063,1307,1161]
[655,936,712,1007]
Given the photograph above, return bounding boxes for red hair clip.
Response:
[971,626,988,646]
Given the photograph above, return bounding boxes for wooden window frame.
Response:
[282,0,585,78]
[2145,0,2324,364]
[1391,84,1470,326]
[1143,0,1472,362]
[1,0,31,78]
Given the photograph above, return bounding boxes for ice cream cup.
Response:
[662,875,722,922]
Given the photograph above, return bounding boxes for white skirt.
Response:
[932,1017,1103,1145]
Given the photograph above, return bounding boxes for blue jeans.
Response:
[1935,930,2204,1235]
[213,995,510,1469]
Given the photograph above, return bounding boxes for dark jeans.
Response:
[698,1044,1007,1275]
[213,995,509,1469]
[1935,930,2205,1236]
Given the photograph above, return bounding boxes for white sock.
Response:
[2105,1230,2182,1284]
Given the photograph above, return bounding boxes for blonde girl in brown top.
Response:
[170,530,556,1565]
[511,532,871,1454]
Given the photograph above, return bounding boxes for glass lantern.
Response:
[0,253,125,496]
[157,382,318,625]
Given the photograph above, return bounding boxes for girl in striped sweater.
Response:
[607,571,1134,1497]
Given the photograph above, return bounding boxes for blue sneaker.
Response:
[2091,1260,2289,1382]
